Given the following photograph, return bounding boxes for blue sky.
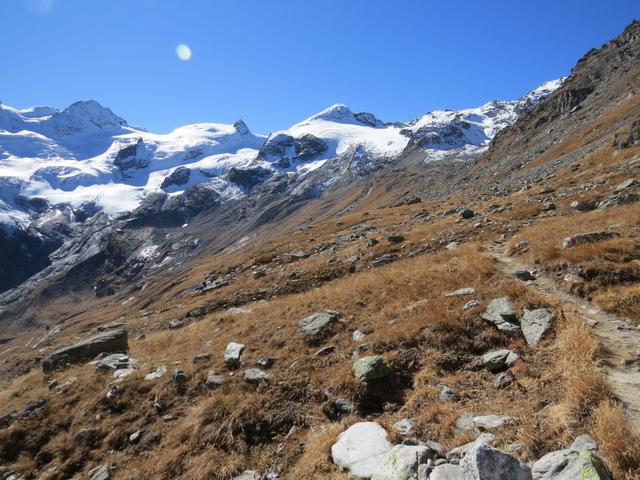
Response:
[1,0,637,133]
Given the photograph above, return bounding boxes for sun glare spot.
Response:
[25,0,54,14]
[176,44,192,61]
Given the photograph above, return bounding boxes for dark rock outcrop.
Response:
[42,329,128,372]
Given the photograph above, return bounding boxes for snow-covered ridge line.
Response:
[0,78,563,229]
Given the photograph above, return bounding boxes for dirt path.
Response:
[489,246,640,432]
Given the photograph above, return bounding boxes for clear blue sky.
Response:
[1,0,637,133]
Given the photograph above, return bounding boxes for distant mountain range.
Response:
[0,79,561,231]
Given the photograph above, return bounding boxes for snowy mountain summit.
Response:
[0,80,562,231]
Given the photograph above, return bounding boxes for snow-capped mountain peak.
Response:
[302,103,385,128]
[0,78,562,231]
[47,100,127,136]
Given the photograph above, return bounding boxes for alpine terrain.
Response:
[0,18,639,480]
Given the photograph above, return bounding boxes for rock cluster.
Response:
[42,329,128,373]
[330,423,612,480]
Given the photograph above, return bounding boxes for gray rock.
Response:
[145,365,167,381]
[459,208,475,219]
[481,349,520,372]
[445,287,475,297]
[370,444,431,480]
[439,386,459,401]
[472,415,513,430]
[463,300,481,310]
[521,308,554,346]
[172,369,188,387]
[96,353,135,372]
[160,166,191,189]
[205,371,224,389]
[256,357,276,368]
[454,412,476,432]
[192,353,211,363]
[233,471,262,480]
[20,398,48,419]
[330,422,430,480]
[494,372,514,389]
[532,449,612,480]
[569,434,598,452]
[54,376,78,394]
[447,433,496,461]
[244,368,272,383]
[42,329,128,372]
[129,430,142,444]
[353,355,390,382]
[89,464,110,480]
[372,254,395,266]
[289,251,310,261]
[445,241,460,251]
[430,464,465,480]
[224,342,245,369]
[167,319,184,329]
[481,298,520,334]
[334,397,355,414]
[615,178,637,192]
[353,329,366,341]
[570,200,597,212]
[298,312,338,336]
[461,444,532,480]
[394,418,415,436]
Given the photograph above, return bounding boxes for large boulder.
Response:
[42,329,128,372]
[224,342,245,369]
[353,356,390,382]
[531,449,612,480]
[481,298,520,334]
[331,422,392,478]
[521,309,554,346]
[298,311,338,337]
[461,444,532,480]
[331,422,430,480]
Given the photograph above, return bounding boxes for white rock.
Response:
[331,422,392,478]
[445,287,475,297]
[393,418,414,436]
[224,342,245,368]
[472,415,513,430]
[144,365,167,381]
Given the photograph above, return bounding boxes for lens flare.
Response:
[176,44,192,61]
[25,0,54,14]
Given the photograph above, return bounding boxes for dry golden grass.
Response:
[593,401,640,480]
[555,312,612,427]
[594,284,640,323]
[284,423,349,480]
